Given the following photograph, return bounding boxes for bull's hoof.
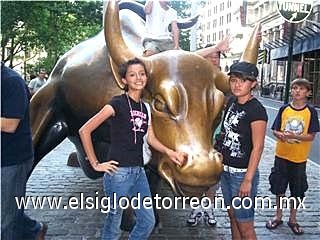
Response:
[67,152,80,167]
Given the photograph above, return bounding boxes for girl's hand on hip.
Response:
[94,160,119,175]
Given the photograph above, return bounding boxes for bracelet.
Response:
[93,161,99,166]
[85,157,99,166]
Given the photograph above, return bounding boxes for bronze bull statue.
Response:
[30,1,260,198]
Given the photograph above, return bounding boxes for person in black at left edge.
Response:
[1,63,48,240]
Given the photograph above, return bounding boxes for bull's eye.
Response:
[153,95,170,114]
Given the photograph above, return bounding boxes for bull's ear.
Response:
[109,56,125,90]
[215,71,230,93]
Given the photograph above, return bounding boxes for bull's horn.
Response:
[240,23,261,63]
[104,1,136,66]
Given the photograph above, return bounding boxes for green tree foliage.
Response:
[1,1,102,73]
[1,1,194,76]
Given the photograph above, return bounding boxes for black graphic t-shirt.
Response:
[221,97,268,168]
[108,94,149,167]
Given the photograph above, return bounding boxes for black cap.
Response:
[228,62,258,80]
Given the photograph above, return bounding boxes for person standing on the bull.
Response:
[79,58,186,240]
[218,62,267,239]
[143,0,179,56]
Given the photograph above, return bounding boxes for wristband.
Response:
[85,157,99,166]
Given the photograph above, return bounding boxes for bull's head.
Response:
[105,1,260,197]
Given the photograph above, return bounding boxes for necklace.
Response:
[126,93,143,144]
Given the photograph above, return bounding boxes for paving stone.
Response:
[25,138,320,239]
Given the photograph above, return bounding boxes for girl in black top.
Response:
[219,62,267,240]
[79,58,185,239]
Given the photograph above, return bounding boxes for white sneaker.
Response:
[203,208,217,226]
[186,208,202,226]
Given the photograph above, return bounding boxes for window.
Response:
[265,2,269,13]
[214,5,217,14]
[201,24,205,32]
[207,22,211,30]
[220,2,224,11]
[227,0,232,8]
[219,16,224,26]
[227,13,231,23]
[213,19,217,29]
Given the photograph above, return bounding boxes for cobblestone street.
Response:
[26,138,320,240]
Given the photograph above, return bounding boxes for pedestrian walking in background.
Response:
[266,78,319,235]
[217,61,268,239]
[28,69,47,96]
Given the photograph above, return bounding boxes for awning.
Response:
[264,21,320,60]
[270,35,320,59]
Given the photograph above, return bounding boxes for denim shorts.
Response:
[221,170,259,222]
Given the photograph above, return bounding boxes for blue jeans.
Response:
[102,166,155,240]
[221,170,259,222]
[1,159,41,240]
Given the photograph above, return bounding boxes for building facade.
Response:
[255,0,320,106]
[197,0,259,72]
[196,0,319,106]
